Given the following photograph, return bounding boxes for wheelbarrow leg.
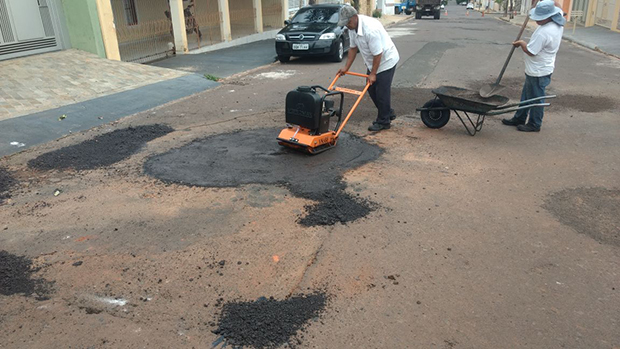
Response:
[453,110,486,136]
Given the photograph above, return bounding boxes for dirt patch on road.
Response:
[213,293,327,348]
[0,251,53,299]
[0,167,17,204]
[553,94,617,113]
[544,187,620,247]
[28,124,174,171]
[144,128,383,226]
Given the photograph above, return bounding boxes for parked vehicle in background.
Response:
[466,2,475,9]
[402,0,417,15]
[275,4,350,63]
[394,2,406,14]
[416,0,442,19]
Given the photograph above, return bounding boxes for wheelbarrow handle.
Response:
[496,95,557,109]
[486,102,550,116]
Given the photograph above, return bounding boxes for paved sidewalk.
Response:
[500,14,620,58]
[0,50,188,121]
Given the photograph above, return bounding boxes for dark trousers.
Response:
[367,65,396,125]
[513,73,551,129]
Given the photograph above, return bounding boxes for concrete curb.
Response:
[562,34,599,51]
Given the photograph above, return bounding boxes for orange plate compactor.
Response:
[277,72,370,154]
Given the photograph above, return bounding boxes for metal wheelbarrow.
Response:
[416,86,556,136]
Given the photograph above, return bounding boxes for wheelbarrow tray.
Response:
[432,86,509,114]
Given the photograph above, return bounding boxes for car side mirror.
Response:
[284,20,291,25]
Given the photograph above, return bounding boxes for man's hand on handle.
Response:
[367,72,377,85]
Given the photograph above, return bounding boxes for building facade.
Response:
[0,0,291,62]
[0,0,71,60]
[517,0,620,33]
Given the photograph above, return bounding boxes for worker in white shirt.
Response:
[502,0,565,132]
[336,5,400,132]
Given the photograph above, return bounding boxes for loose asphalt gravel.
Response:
[213,293,327,348]
[0,250,52,299]
[28,124,174,171]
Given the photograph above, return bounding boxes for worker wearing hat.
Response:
[336,5,400,132]
[502,0,565,132]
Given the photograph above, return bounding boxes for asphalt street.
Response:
[1,4,619,349]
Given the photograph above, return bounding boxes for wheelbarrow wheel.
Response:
[421,99,450,129]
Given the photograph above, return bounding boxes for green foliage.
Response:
[372,9,382,18]
[204,74,220,82]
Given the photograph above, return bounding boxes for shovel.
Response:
[479,13,532,98]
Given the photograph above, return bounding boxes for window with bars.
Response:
[123,0,138,26]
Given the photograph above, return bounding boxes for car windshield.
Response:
[291,7,339,24]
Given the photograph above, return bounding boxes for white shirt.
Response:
[349,15,399,74]
[524,22,563,77]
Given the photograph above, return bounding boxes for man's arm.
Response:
[368,53,382,85]
[337,46,358,76]
[513,40,534,56]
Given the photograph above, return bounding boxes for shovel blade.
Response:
[479,83,505,98]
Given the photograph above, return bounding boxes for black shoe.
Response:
[389,109,397,121]
[368,122,391,132]
[517,124,540,132]
[502,118,525,126]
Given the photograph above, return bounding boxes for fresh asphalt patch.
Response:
[553,94,618,113]
[0,250,53,300]
[28,125,174,171]
[144,128,383,226]
[544,187,620,247]
[212,293,327,348]
[0,167,17,204]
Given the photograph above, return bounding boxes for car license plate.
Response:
[292,43,309,50]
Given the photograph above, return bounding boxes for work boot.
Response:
[368,122,391,132]
[517,124,540,132]
[501,117,525,126]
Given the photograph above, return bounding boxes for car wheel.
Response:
[405,9,412,15]
[434,10,440,19]
[331,39,344,62]
[421,99,450,128]
[278,55,290,63]
[415,11,422,19]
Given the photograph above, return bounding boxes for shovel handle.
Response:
[495,0,539,85]
[495,16,530,85]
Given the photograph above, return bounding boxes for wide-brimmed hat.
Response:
[551,12,566,26]
[530,0,562,21]
[337,5,357,27]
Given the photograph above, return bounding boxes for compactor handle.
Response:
[326,71,371,137]
[328,71,370,90]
